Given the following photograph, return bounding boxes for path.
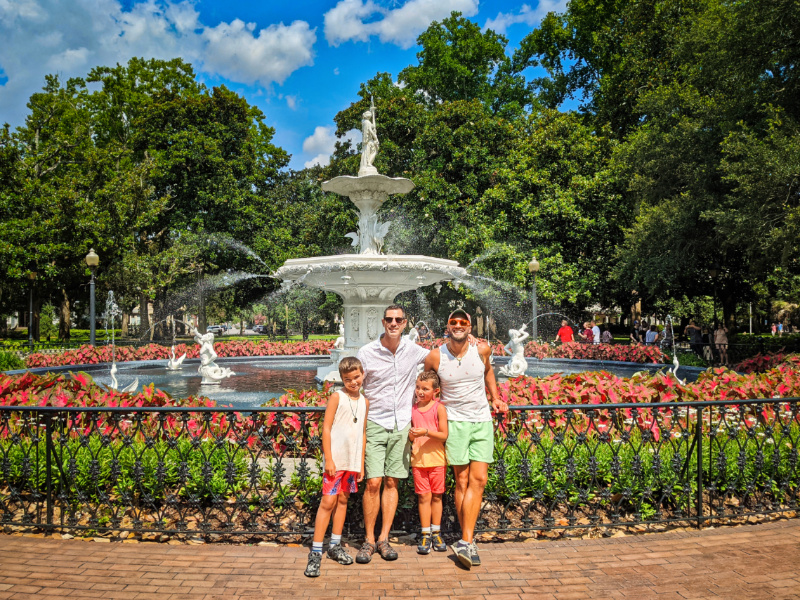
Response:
[1,520,800,599]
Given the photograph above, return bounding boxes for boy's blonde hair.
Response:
[417,369,440,389]
[338,356,364,376]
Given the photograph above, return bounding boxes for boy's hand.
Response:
[325,458,336,477]
[358,468,365,482]
[409,427,427,440]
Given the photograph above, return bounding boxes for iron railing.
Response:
[1,399,798,540]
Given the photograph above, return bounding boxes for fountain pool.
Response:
[18,355,703,409]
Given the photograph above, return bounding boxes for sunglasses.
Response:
[448,318,470,327]
[383,317,407,324]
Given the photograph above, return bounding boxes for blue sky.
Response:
[0,0,567,170]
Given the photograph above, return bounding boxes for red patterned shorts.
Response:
[322,470,358,496]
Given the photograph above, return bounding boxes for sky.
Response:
[0,0,568,170]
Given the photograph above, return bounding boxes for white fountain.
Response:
[275,100,467,381]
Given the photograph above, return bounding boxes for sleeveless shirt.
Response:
[438,344,492,423]
[411,400,446,468]
[327,390,367,473]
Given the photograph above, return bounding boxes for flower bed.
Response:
[734,351,798,374]
[24,339,336,369]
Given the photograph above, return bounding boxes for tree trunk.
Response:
[198,291,207,333]
[240,315,244,335]
[121,311,129,337]
[32,296,41,342]
[58,289,71,342]
[139,293,151,340]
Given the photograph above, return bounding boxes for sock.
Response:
[312,542,323,554]
[431,524,441,532]
[457,539,470,548]
[329,534,342,548]
[421,527,431,535]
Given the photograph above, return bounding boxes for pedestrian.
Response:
[685,320,702,357]
[778,322,784,337]
[423,309,508,569]
[630,319,641,344]
[579,322,593,343]
[601,325,613,344]
[408,370,449,555]
[771,322,777,336]
[304,356,369,577]
[645,324,659,345]
[714,323,729,366]
[591,320,601,345]
[555,319,574,344]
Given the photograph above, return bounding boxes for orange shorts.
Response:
[412,466,446,495]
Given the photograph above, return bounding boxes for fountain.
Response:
[103,292,138,393]
[498,324,530,378]
[275,99,467,381]
[190,326,234,384]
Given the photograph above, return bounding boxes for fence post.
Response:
[695,405,703,529]
[44,412,53,526]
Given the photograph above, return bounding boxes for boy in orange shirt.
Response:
[408,370,449,554]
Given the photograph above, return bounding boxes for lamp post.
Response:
[528,257,540,341]
[709,265,718,327]
[28,271,37,348]
[85,249,99,346]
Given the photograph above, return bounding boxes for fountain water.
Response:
[103,292,138,393]
[275,105,467,381]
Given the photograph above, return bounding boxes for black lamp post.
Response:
[528,257,540,341]
[28,271,37,348]
[709,265,718,327]
[85,249,99,346]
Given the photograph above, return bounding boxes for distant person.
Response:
[702,326,714,362]
[685,320,702,357]
[630,320,641,345]
[778,322,784,337]
[591,320,601,345]
[555,320,574,344]
[304,356,368,578]
[771,322,777,336]
[645,324,659,345]
[601,325,613,344]
[660,323,674,350]
[578,322,593,343]
[417,323,433,341]
[714,323,729,366]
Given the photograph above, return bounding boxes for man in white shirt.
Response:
[355,304,428,563]
[591,320,601,345]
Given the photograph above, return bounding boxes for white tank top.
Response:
[328,390,367,472]
[438,344,492,423]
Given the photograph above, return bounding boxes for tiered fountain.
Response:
[275,102,467,381]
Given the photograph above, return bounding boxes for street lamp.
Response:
[28,271,37,348]
[528,257,540,341]
[85,248,99,345]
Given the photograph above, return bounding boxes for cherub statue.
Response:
[359,106,379,176]
[498,324,530,377]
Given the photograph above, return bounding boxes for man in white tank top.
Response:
[423,309,508,569]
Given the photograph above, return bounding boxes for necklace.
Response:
[448,343,469,366]
[343,390,359,423]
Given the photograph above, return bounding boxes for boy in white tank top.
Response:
[305,356,369,578]
[423,309,508,570]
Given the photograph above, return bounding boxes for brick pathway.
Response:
[1,521,800,600]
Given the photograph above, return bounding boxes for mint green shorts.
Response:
[446,421,495,466]
[364,421,411,480]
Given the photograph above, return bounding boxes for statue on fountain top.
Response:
[359,104,379,176]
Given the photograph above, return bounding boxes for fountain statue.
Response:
[190,327,234,384]
[103,291,139,393]
[405,324,420,344]
[275,98,467,381]
[109,362,139,393]
[498,324,530,378]
[167,346,187,371]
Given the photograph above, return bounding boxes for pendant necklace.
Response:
[344,390,359,423]
[450,344,468,367]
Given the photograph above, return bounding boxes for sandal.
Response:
[356,541,376,564]
[376,539,398,561]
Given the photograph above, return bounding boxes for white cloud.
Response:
[302,126,359,168]
[484,0,568,34]
[0,0,316,125]
[285,95,298,110]
[324,0,479,49]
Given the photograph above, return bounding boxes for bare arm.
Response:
[359,397,369,481]
[423,347,440,373]
[480,342,507,413]
[322,393,339,476]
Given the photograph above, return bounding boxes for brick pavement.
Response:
[1,520,800,600]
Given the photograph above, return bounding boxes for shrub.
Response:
[0,351,24,371]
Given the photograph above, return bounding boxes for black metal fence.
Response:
[1,399,798,540]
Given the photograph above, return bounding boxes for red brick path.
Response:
[1,521,800,599]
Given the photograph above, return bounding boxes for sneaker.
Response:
[469,541,481,567]
[327,543,354,565]
[304,551,322,577]
[450,543,472,569]
[417,533,432,555]
[431,532,447,552]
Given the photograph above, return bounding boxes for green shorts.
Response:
[446,421,495,466]
[364,421,411,480]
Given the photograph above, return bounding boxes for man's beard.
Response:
[449,329,469,342]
